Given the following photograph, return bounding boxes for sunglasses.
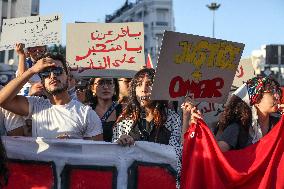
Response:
[39,67,64,79]
[75,86,86,92]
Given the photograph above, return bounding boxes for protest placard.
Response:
[151,31,244,104]
[0,14,61,51]
[232,58,255,89]
[67,22,145,78]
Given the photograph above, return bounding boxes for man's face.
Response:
[118,78,131,97]
[40,60,68,95]
[27,46,46,61]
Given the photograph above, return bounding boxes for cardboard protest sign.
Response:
[195,101,225,129]
[151,31,244,104]
[0,14,61,51]
[232,58,255,89]
[67,22,145,78]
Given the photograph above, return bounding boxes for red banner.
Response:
[181,116,284,189]
[4,160,56,189]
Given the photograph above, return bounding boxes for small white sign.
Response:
[0,14,61,51]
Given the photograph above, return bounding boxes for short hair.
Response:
[42,53,68,75]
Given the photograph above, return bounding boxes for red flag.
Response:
[181,117,284,189]
[146,53,153,68]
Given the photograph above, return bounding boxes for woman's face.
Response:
[255,92,279,113]
[92,78,115,100]
[135,75,153,107]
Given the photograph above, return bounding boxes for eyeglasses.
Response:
[75,86,86,92]
[94,80,114,87]
[118,79,131,83]
[39,67,64,79]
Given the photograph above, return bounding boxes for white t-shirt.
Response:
[27,96,103,139]
[0,107,26,135]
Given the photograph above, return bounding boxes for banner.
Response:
[2,137,177,189]
[151,31,244,104]
[181,116,284,189]
[67,22,145,78]
[0,14,61,51]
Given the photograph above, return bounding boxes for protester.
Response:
[113,68,181,147]
[28,81,47,97]
[117,77,132,108]
[186,75,283,152]
[75,79,90,105]
[0,137,8,187]
[24,82,48,136]
[67,72,77,100]
[0,86,26,136]
[0,107,26,136]
[0,53,103,140]
[15,43,47,96]
[89,78,122,142]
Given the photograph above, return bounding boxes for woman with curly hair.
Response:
[0,137,8,187]
[188,75,283,152]
[112,68,181,147]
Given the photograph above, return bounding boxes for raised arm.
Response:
[0,58,55,116]
[15,43,26,76]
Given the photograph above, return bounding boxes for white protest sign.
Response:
[67,22,145,78]
[194,102,224,130]
[0,14,61,51]
[232,58,255,88]
[151,31,244,104]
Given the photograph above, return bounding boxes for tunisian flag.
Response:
[180,116,284,189]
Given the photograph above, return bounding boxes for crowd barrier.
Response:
[2,136,178,189]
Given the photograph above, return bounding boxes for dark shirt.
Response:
[101,104,122,142]
[128,120,171,145]
[217,115,280,150]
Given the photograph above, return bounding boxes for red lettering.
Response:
[169,76,187,98]
[169,77,224,99]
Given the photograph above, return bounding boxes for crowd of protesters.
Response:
[0,43,283,188]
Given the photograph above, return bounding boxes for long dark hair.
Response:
[88,78,119,109]
[218,95,252,132]
[0,137,8,187]
[116,68,168,128]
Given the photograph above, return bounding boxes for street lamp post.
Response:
[206,2,221,38]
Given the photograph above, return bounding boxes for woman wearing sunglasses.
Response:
[88,78,122,142]
[112,68,181,148]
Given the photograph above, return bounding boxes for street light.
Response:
[206,2,221,38]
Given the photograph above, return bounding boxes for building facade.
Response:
[0,0,39,65]
[105,0,175,66]
[251,44,284,86]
